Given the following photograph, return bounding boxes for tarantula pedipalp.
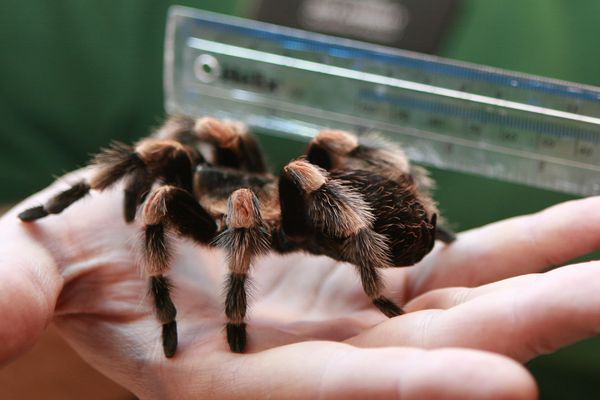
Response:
[18,115,455,356]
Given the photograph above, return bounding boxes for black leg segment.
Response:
[226,322,247,353]
[372,297,405,318]
[224,273,248,353]
[123,168,153,223]
[150,275,178,358]
[18,181,90,221]
[214,189,271,353]
[18,206,49,221]
[162,321,178,358]
[436,224,457,244]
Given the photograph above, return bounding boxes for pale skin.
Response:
[2,170,600,399]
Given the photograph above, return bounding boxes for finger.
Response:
[406,196,600,296]
[175,342,536,400]
[350,262,600,362]
[0,208,62,365]
[0,169,124,365]
[404,275,539,311]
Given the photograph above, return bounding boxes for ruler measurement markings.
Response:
[182,68,600,175]
[183,71,600,180]
[185,38,600,140]
[355,89,596,145]
[183,51,600,164]
[181,79,600,175]
[188,15,600,110]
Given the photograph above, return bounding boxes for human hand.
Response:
[2,170,599,399]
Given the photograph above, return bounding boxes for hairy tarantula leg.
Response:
[342,229,405,318]
[282,159,379,239]
[306,129,360,171]
[18,181,91,221]
[18,142,142,222]
[194,117,268,173]
[123,168,154,222]
[354,257,404,317]
[149,274,178,358]
[214,189,270,353]
[18,138,198,223]
[281,160,404,317]
[142,185,218,357]
[124,139,197,222]
[307,129,412,179]
[153,115,196,142]
[142,185,217,274]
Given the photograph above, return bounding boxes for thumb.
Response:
[0,206,62,365]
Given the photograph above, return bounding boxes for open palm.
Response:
[2,171,600,399]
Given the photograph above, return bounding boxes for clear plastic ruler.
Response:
[164,6,600,196]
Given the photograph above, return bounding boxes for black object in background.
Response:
[254,0,460,54]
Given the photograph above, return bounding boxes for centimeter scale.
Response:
[164,6,600,196]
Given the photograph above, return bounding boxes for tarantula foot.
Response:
[162,321,178,358]
[18,181,91,221]
[18,206,49,221]
[436,225,457,244]
[373,297,405,318]
[226,322,247,353]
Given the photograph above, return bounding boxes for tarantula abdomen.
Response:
[334,169,437,266]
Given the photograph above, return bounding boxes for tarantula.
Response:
[18,115,455,356]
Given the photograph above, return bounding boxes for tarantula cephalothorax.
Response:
[18,115,455,356]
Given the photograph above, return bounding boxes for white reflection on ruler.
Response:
[187,37,600,128]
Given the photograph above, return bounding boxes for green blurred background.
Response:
[0,0,599,397]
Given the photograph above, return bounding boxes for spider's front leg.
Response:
[280,159,404,318]
[214,189,271,353]
[18,135,199,223]
[142,185,218,357]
